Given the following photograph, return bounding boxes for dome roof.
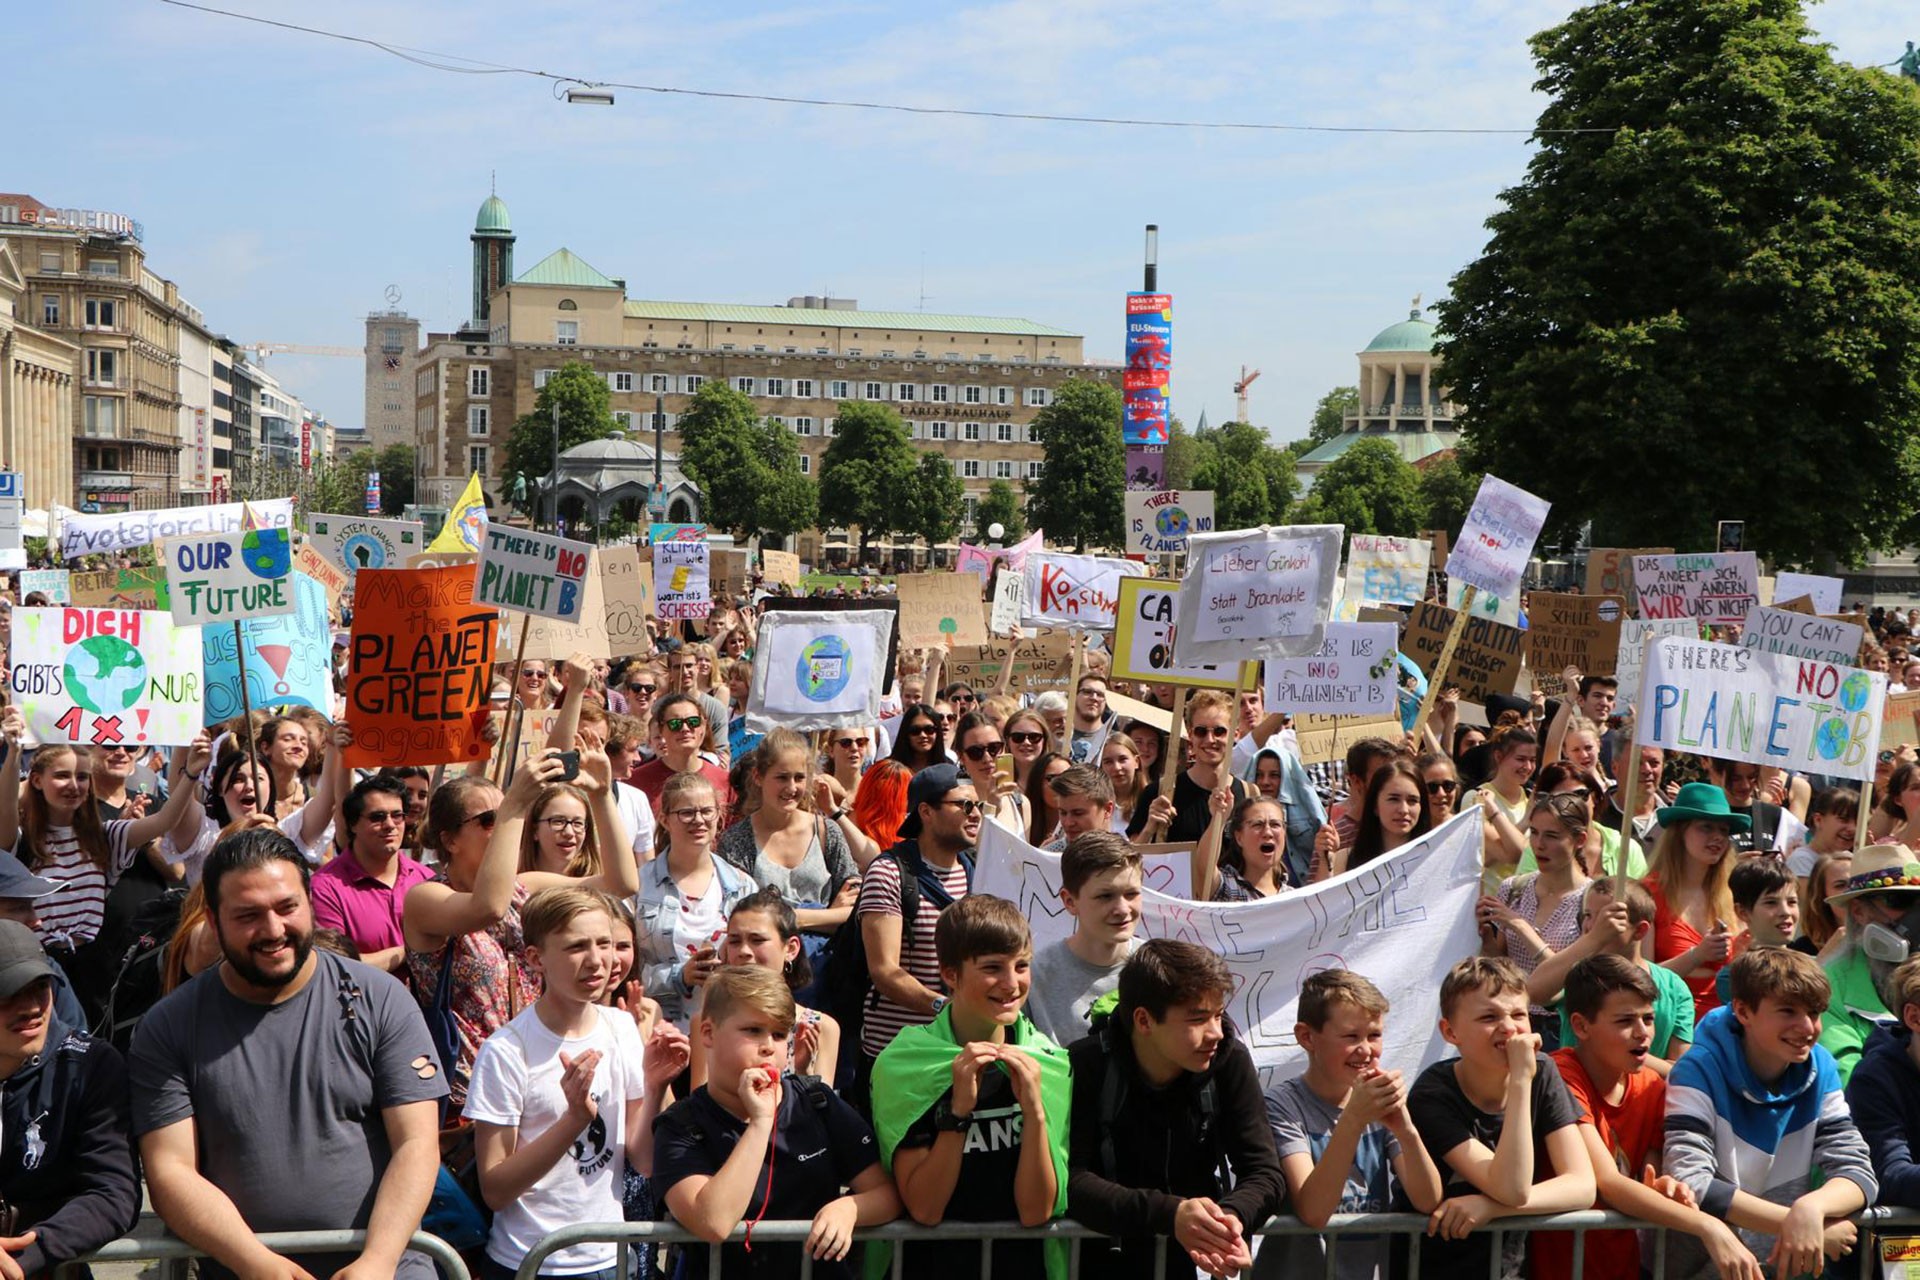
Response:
[474,194,512,234]
[562,437,653,463]
[1364,309,1437,353]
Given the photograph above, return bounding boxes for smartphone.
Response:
[548,749,581,781]
[994,752,1015,780]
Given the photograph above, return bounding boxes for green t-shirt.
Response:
[1556,957,1695,1058]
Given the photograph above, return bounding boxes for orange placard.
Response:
[343,565,497,768]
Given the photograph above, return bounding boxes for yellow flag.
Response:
[427,473,487,553]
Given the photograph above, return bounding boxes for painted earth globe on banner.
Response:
[65,635,147,715]
[1815,716,1852,762]
[1839,670,1872,714]
[241,528,291,579]
[1153,507,1190,540]
[796,635,852,704]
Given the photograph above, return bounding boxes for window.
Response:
[614,411,635,430]
[649,412,670,432]
[962,460,981,478]
[534,368,557,389]
[40,296,57,326]
[863,382,884,400]
[963,422,982,442]
[847,348,862,357]
[85,349,117,386]
[735,377,756,395]
[880,349,896,358]
[683,374,704,393]
[995,460,1014,479]
[82,298,115,329]
[557,299,578,311]
[720,343,736,352]
[794,379,815,398]
[649,374,670,392]
[829,380,849,399]
[794,417,814,435]
[995,387,1013,405]
[897,383,916,402]
[1026,387,1049,407]
[468,367,490,397]
[611,372,634,393]
[752,344,767,353]
[37,252,59,273]
[468,405,489,436]
[995,423,1014,442]
[87,260,119,276]
[1027,461,1044,479]
[928,421,949,440]
[931,384,951,403]
[815,347,830,356]
[555,321,578,345]
[469,446,489,476]
[83,396,120,437]
[963,385,983,404]
[783,346,798,354]
[798,454,811,474]
[825,418,839,437]
[765,377,787,397]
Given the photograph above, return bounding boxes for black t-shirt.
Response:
[652,1079,880,1280]
[1128,771,1250,844]
[1728,802,1785,857]
[1404,1054,1580,1280]
[893,1069,1045,1280]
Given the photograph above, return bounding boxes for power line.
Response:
[155,0,1622,137]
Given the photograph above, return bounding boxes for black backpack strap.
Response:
[1096,1020,1125,1179]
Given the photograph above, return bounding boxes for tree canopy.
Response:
[502,361,619,522]
[1292,438,1426,535]
[1025,378,1125,552]
[818,400,918,556]
[1306,386,1357,448]
[975,480,1026,544]
[1437,0,1920,564]
[677,381,816,539]
[1191,421,1298,529]
[903,452,966,552]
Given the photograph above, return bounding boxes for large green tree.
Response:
[1292,437,1426,535]
[1162,417,1201,490]
[676,381,816,539]
[1417,452,1482,537]
[1306,386,1358,447]
[1437,0,1920,564]
[902,452,965,554]
[502,362,619,524]
[818,400,918,557]
[1025,378,1125,551]
[749,418,818,541]
[328,443,415,517]
[974,480,1026,543]
[1192,421,1298,529]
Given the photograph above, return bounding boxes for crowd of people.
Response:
[12,577,1920,1280]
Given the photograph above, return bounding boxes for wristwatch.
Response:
[930,994,948,1016]
[934,1096,972,1132]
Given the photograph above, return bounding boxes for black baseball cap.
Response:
[0,919,54,1000]
[898,762,969,840]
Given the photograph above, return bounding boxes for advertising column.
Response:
[1123,291,1172,491]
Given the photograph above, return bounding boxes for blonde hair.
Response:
[521,885,614,950]
[701,964,797,1035]
[1646,819,1736,932]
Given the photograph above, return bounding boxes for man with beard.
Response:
[311,774,433,974]
[130,828,444,1280]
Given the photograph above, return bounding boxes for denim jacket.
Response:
[633,853,758,1026]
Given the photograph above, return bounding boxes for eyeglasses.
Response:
[539,816,588,834]
[670,807,718,824]
[1008,730,1046,747]
[100,746,133,757]
[1189,725,1230,740]
[907,723,939,736]
[938,799,986,816]
[1426,780,1459,794]
[665,716,704,732]
[522,669,548,681]
[362,810,407,827]
[936,713,956,725]
[628,683,657,695]
[833,737,864,750]
[462,809,498,830]
[961,741,1005,761]
[952,693,976,705]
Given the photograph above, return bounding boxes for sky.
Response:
[10,0,1913,444]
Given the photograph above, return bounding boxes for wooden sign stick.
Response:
[1144,686,1189,842]
[494,617,532,786]
[1410,585,1477,742]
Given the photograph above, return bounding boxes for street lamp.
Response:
[988,521,1005,551]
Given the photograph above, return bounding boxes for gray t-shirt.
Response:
[1253,1075,1401,1280]
[129,952,448,1279]
[1024,938,1135,1044]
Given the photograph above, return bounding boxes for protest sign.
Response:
[1344,534,1431,608]
[520,556,611,662]
[1405,600,1524,702]
[1264,622,1398,716]
[649,522,706,544]
[746,609,891,730]
[1293,712,1405,765]
[1584,548,1670,602]
[70,567,165,610]
[1773,572,1844,615]
[58,497,295,559]
[601,545,654,651]
[654,538,712,620]
[760,549,801,589]
[307,515,423,581]
[956,530,1043,585]
[293,545,347,611]
[1615,618,1699,715]
[1448,577,1522,627]
[1123,490,1215,556]
[18,570,69,603]
[944,633,1076,694]
[1021,552,1144,633]
[1111,577,1245,690]
[163,526,294,627]
[974,812,1482,1085]
[1738,606,1864,668]
[203,571,333,724]
[1638,638,1885,782]
[1174,525,1344,663]
[1525,595,1626,695]
[1446,476,1550,598]
[1632,552,1760,625]
[11,608,203,747]
[1885,690,1920,747]
[476,526,591,623]
[989,568,1024,637]
[896,573,988,649]
[762,596,900,682]
[713,549,751,598]
[344,565,496,768]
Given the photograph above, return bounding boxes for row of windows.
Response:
[36,297,121,329]
[520,367,1054,408]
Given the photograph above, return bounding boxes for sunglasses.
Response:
[628,683,657,695]
[1189,726,1230,740]
[665,716,704,732]
[938,799,986,816]
[952,693,976,704]
[907,723,939,735]
[961,741,1005,761]
[1426,780,1459,794]
[522,669,548,680]
[363,810,407,827]
[462,809,498,830]
[1008,730,1046,747]
[936,713,956,725]
[833,737,864,750]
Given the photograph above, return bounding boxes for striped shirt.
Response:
[856,852,968,1059]
[23,821,137,948]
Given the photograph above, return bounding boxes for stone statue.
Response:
[1902,41,1920,84]
[509,473,527,505]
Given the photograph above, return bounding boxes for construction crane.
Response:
[1233,365,1262,423]
[243,343,364,361]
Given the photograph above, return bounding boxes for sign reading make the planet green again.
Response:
[164,526,295,627]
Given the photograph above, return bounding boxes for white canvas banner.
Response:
[747,609,890,729]
[1263,622,1399,716]
[1345,534,1431,608]
[1445,476,1549,598]
[1123,490,1216,556]
[1174,524,1344,663]
[307,515,424,582]
[974,810,1485,1087]
[1020,552,1145,633]
[1773,571,1844,614]
[1638,637,1886,782]
[163,526,296,626]
[1615,618,1699,715]
[1632,552,1761,626]
[58,498,295,559]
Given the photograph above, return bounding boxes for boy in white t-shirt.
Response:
[466,886,679,1279]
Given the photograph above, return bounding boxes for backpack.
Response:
[93,886,187,1052]
[1085,1009,1227,1192]
[818,844,974,1042]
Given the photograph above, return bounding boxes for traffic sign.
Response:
[0,473,22,500]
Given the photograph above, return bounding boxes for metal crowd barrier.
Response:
[57,1224,472,1279]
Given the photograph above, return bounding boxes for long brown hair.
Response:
[516,782,601,877]
[21,746,112,873]
[743,729,815,820]
[1646,818,1736,931]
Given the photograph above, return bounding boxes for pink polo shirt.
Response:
[309,849,435,957]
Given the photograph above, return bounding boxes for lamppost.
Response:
[549,398,560,534]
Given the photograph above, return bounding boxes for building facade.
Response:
[415,193,1120,554]
[364,307,420,453]
[0,238,79,512]
[1296,302,1463,490]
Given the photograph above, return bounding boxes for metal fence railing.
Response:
[57,1225,472,1280]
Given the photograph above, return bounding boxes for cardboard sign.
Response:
[1884,690,1920,747]
[1584,548,1670,602]
[58,497,295,559]
[344,565,497,768]
[1738,606,1864,668]
[477,526,592,623]
[1345,535,1432,608]
[1773,571,1844,615]
[1293,712,1405,765]
[761,549,801,588]
[1614,618,1699,715]
[1525,595,1626,695]
[70,567,165,610]
[1446,475,1550,598]
[1638,638,1884,782]
[520,553,611,662]
[1123,490,1216,556]
[203,571,334,724]
[17,570,69,604]
[307,515,423,582]
[1264,622,1399,715]
[1175,524,1344,663]
[944,633,1076,694]
[655,539,712,620]
[1021,552,1144,633]
[1111,577,1244,690]
[293,545,348,611]
[1405,600,1524,702]
[1632,552,1760,625]
[164,527,295,626]
[1420,529,1450,567]
[897,573,988,649]
[11,608,204,747]
[989,568,1024,637]
[713,549,751,598]
[746,610,891,729]
[601,545,654,653]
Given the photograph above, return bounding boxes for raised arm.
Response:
[566,745,640,898]
[1191,785,1232,901]
[404,753,563,954]
[543,652,596,762]
[0,706,21,851]
[124,735,212,851]
[1540,672,1577,768]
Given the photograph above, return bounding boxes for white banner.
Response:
[1632,552,1760,625]
[10,608,205,747]
[1638,637,1886,781]
[1615,618,1699,715]
[1174,525,1344,663]
[1020,552,1145,633]
[747,609,890,730]
[1111,577,1244,690]
[17,570,70,603]
[307,515,423,582]
[1124,490,1216,556]
[989,568,1024,637]
[1263,622,1399,715]
[1739,606,1864,669]
[974,810,1484,1087]
[1445,475,1550,598]
[58,498,296,560]
[655,539,712,620]
[1344,534,1431,608]
[1773,571,1844,615]
[476,526,592,623]
[163,527,296,626]
[1447,576,1521,627]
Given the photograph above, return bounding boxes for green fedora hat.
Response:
[1654,781,1752,833]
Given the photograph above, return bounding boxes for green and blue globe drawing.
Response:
[1815,717,1851,761]
[1838,671,1872,714]
[241,528,291,579]
[796,635,852,704]
[65,636,146,715]
[1153,507,1190,539]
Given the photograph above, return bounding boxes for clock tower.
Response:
[468,188,515,337]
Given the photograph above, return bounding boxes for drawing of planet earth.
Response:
[796,635,852,704]
[241,528,291,580]
[1814,716,1852,762]
[1153,508,1190,539]
[65,635,146,715]
[1838,671,1871,714]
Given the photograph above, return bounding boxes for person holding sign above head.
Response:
[161,723,343,885]
[1194,790,1291,902]
[1128,692,1250,846]
[1643,783,1745,1020]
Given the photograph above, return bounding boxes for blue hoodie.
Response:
[1845,1023,1920,1207]
[1664,1006,1875,1257]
